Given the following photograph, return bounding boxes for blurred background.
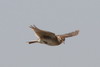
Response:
[0,0,100,67]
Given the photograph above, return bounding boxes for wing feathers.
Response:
[59,30,79,38]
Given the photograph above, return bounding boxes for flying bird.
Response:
[28,25,79,46]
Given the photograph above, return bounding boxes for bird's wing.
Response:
[29,25,57,39]
[58,30,79,38]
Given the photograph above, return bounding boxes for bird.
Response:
[28,25,79,46]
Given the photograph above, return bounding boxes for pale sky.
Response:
[0,0,100,67]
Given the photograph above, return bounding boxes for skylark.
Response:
[28,25,79,46]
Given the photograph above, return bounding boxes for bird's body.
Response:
[28,25,79,46]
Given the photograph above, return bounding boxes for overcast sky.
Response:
[0,0,100,67]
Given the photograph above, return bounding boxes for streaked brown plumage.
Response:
[28,25,79,46]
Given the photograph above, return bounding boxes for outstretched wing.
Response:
[29,25,57,39]
[58,30,79,38]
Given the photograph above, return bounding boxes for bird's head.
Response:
[57,35,65,44]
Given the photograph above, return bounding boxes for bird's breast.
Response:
[40,39,61,46]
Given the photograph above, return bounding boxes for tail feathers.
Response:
[29,25,40,30]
